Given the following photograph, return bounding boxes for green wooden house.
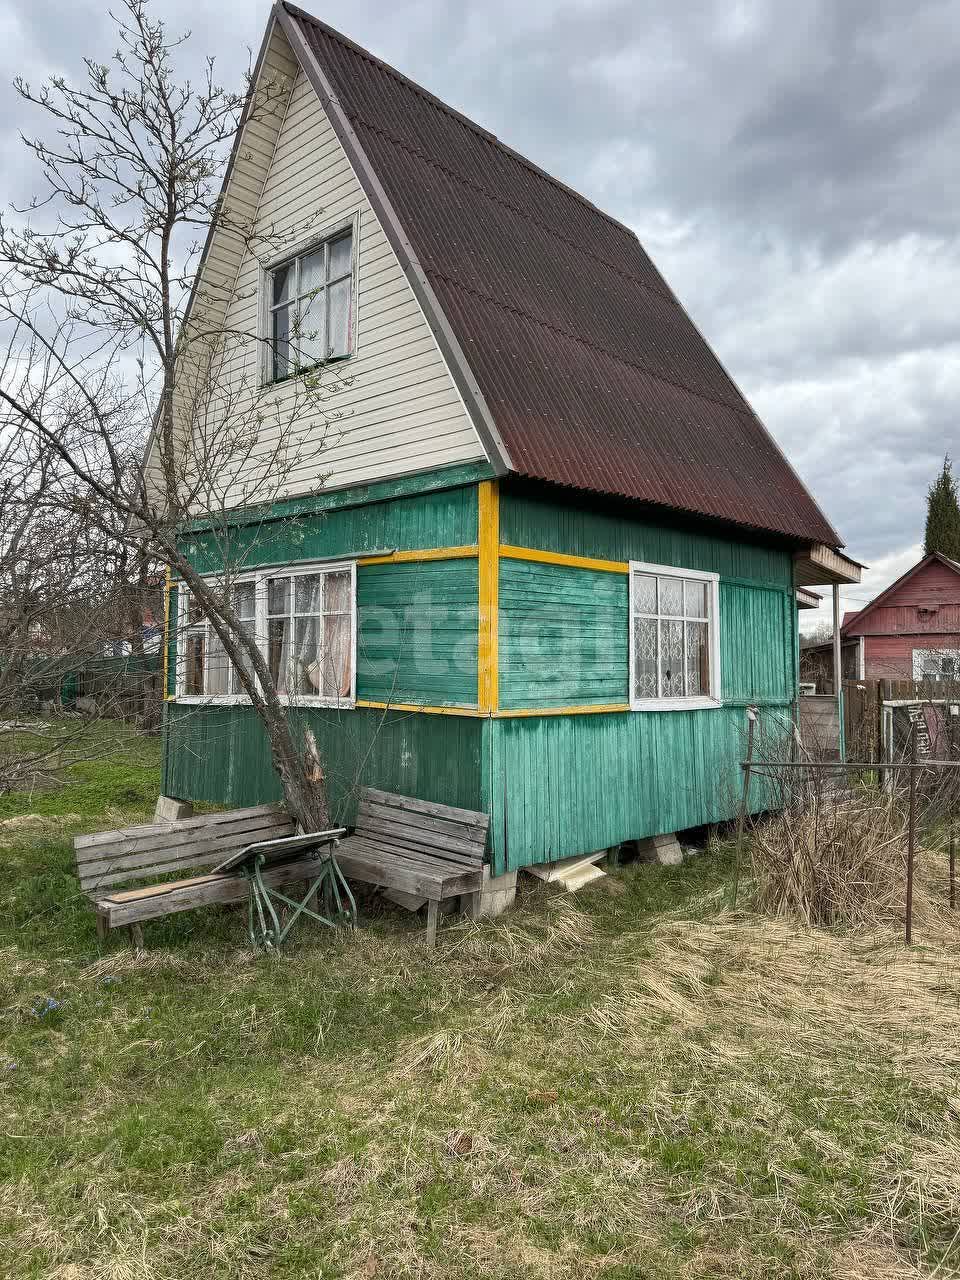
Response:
[158,2,860,878]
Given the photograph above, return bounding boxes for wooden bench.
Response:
[335,788,489,945]
[73,804,327,945]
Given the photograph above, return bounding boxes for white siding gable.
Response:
[175,25,485,510]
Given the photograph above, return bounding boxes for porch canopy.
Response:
[794,544,864,762]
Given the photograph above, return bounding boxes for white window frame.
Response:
[174,560,357,709]
[628,560,721,711]
[258,213,360,387]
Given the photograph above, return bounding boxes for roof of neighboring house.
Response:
[841,552,960,636]
[279,3,842,548]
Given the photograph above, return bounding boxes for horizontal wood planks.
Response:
[75,808,294,893]
[98,854,322,927]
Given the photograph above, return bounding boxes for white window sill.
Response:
[630,696,722,712]
[173,695,356,710]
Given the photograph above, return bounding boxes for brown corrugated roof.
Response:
[282,3,842,547]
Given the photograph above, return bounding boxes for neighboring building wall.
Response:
[864,634,960,681]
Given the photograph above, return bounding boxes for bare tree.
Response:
[0,0,348,827]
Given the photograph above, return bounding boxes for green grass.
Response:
[1,731,958,1279]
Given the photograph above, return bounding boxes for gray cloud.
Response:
[1,0,957,599]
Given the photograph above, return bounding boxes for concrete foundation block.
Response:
[154,795,194,823]
[473,866,517,918]
[634,832,683,866]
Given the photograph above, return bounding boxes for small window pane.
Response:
[684,579,708,619]
[268,618,290,693]
[233,582,255,621]
[207,628,230,696]
[322,611,352,698]
[299,249,324,295]
[272,306,290,380]
[659,577,684,617]
[325,570,351,613]
[267,577,289,617]
[295,573,324,614]
[328,233,352,280]
[659,619,684,697]
[633,616,658,700]
[685,621,709,696]
[633,573,656,615]
[291,296,324,369]
[327,277,352,358]
[272,262,292,305]
[293,616,322,696]
[185,634,204,695]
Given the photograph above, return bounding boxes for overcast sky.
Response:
[2,0,957,628]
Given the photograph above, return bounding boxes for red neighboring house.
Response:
[842,552,960,681]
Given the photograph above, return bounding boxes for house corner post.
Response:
[478,480,500,715]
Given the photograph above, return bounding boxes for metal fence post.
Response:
[906,724,917,945]
[731,707,757,908]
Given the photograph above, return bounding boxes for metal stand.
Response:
[244,847,357,950]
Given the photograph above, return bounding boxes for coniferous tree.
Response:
[924,456,960,560]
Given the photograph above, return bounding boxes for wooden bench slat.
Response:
[343,835,476,878]
[75,814,294,871]
[80,843,294,892]
[74,804,285,851]
[356,805,487,853]
[354,813,485,864]
[336,844,481,901]
[98,855,323,927]
[356,797,488,842]
[361,788,488,827]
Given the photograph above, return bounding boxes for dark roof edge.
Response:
[278,1,513,475]
[841,551,960,635]
[279,2,634,241]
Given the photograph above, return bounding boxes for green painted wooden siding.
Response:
[357,559,478,705]
[498,561,795,710]
[168,483,481,707]
[500,484,794,588]
[499,558,627,708]
[719,582,794,705]
[485,482,799,871]
[181,483,478,575]
[483,706,790,874]
[163,702,483,823]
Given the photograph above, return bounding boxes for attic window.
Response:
[629,561,721,711]
[268,229,354,381]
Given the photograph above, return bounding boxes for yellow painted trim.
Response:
[355,699,632,719]
[477,480,500,713]
[356,699,486,718]
[499,544,629,574]
[162,567,172,702]
[495,703,631,718]
[357,545,478,566]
